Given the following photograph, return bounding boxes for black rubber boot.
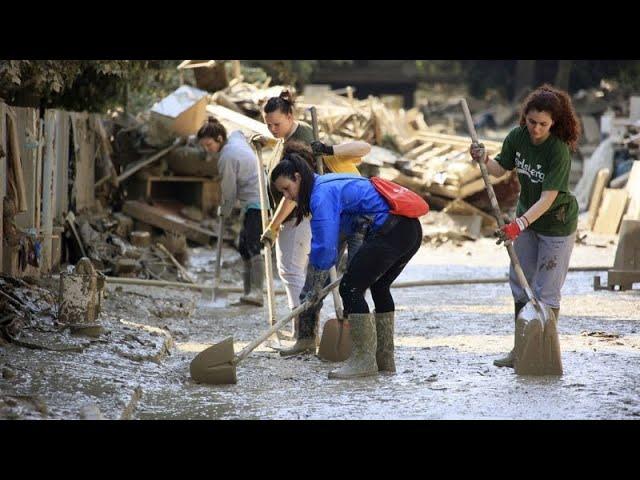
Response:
[279,310,318,356]
[240,255,264,306]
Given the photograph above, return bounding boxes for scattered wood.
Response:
[587,168,611,231]
[117,142,179,184]
[122,200,220,245]
[155,243,196,284]
[593,188,629,234]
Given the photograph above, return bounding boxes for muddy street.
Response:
[2,233,638,420]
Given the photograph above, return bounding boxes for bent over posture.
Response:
[271,154,423,379]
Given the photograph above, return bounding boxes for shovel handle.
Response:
[234,276,342,365]
[309,105,344,318]
[460,98,547,322]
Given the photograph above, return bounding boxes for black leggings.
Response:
[238,209,263,260]
[339,216,422,315]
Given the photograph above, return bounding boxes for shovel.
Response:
[210,207,227,303]
[190,277,342,385]
[252,140,284,345]
[460,98,560,376]
[309,106,353,362]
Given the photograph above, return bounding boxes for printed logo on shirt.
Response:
[515,152,545,183]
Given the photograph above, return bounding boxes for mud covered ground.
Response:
[1,231,638,420]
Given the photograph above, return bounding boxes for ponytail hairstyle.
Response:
[196,116,227,143]
[263,90,295,116]
[270,152,315,225]
[519,84,581,151]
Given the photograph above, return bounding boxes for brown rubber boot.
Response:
[543,307,563,375]
[279,310,318,356]
[375,311,395,372]
[328,313,378,379]
[494,301,527,368]
[239,255,264,306]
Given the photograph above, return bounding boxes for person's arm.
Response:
[483,155,508,177]
[261,197,298,244]
[522,190,559,225]
[311,140,371,158]
[218,153,237,217]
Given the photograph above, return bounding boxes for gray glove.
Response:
[301,264,330,306]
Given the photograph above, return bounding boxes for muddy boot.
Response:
[494,300,527,368]
[239,255,264,306]
[242,260,251,296]
[328,313,378,379]
[279,310,318,356]
[375,311,395,372]
[543,307,563,375]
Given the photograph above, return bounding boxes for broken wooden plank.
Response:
[587,168,611,231]
[70,112,95,212]
[593,189,629,234]
[117,142,179,184]
[5,107,27,213]
[0,102,5,272]
[40,110,58,273]
[13,107,38,229]
[54,111,70,222]
[206,104,272,138]
[426,171,511,200]
[122,200,220,245]
[623,161,640,221]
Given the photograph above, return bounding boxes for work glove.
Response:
[252,135,277,148]
[260,224,279,246]
[495,217,528,244]
[300,264,330,306]
[469,142,487,164]
[311,140,334,156]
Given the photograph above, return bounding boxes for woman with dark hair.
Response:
[270,154,423,379]
[197,116,264,306]
[470,84,581,368]
[259,91,316,326]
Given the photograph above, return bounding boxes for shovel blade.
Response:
[190,336,237,384]
[318,318,352,362]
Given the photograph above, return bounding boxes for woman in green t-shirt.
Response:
[470,84,581,369]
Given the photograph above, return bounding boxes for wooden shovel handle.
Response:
[234,276,342,365]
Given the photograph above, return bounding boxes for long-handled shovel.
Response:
[190,277,342,385]
[308,106,353,362]
[460,98,561,376]
[252,141,283,345]
[211,207,226,303]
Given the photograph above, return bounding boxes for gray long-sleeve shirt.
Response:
[218,131,261,216]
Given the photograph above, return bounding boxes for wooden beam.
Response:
[14,107,38,229]
[40,110,57,273]
[122,200,222,245]
[0,102,5,272]
[54,111,70,222]
[116,142,179,184]
[70,112,95,212]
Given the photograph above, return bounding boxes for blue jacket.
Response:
[309,174,390,270]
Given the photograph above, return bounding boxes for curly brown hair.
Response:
[519,84,581,151]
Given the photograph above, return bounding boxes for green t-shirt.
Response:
[287,121,315,145]
[495,125,578,236]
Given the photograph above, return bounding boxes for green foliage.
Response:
[0,60,185,113]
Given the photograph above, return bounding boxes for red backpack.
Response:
[370,177,429,218]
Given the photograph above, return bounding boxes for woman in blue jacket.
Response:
[270,153,423,379]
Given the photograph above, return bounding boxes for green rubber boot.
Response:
[328,313,378,379]
[240,255,264,306]
[494,300,527,368]
[375,311,395,372]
